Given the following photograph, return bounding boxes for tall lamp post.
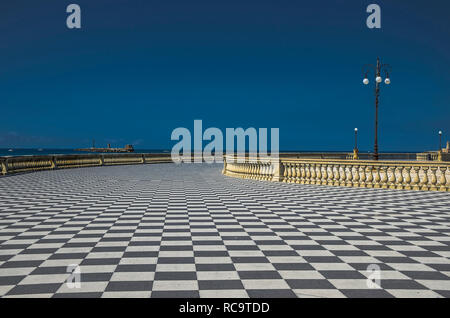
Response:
[362,57,391,160]
[353,128,359,160]
[438,131,443,161]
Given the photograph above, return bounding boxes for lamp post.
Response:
[353,128,359,160]
[362,57,391,160]
[438,131,443,161]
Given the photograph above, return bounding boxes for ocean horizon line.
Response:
[0,148,426,157]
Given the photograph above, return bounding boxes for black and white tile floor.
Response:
[0,163,449,298]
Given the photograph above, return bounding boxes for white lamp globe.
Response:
[385,78,391,85]
[355,128,358,132]
[376,76,382,83]
[363,78,369,85]
[439,131,442,135]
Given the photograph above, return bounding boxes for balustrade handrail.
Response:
[0,153,174,176]
[281,157,450,167]
[223,155,450,192]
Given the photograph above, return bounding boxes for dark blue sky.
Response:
[0,0,449,151]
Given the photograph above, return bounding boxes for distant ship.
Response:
[75,140,134,153]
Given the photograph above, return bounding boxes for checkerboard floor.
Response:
[0,163,449,298]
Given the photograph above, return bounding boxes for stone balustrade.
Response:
[417,152,450,162]
[223,156,450,192]
[222,157,280,181]
[0,153,173,175]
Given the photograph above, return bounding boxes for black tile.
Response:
[122,251,158,258]
[0,275,25,286]
[116,264,156,272]
[53,292,103,298]
[376,256,416,263]
[21,248,58,254]
[151,290,199,298]
[81,272,113,282]
[7,283,62,295]
[273,263,314,271]
[231,257,269,263]
[401,271,449,280]
[238,271,282,279]
[105,281,153,292]
[319,270,366,279]
[286,279,335,289]
[247,289,296,298]
[435,290,450,298]
[428,264,450,271]
[81,258,121,265]
[341,289,394,298]
[263,250,299,257]
[380,279,427,290]
[198,280,244,290]
[50,253,88,260]
[348,263,393,271]
[154,272,197,280]
[31,266,67,275]
[157,257,195,264]
[194,251,228,257]
[1,260,43,268]
[303,256,342,263]
[196,264,236,271]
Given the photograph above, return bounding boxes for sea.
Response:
[0,149,171,157]
[0,148,417,157]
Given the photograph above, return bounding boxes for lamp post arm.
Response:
[381,64,392,78]
[362,64,377,77]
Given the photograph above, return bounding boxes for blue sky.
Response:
[0,0,449,151]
